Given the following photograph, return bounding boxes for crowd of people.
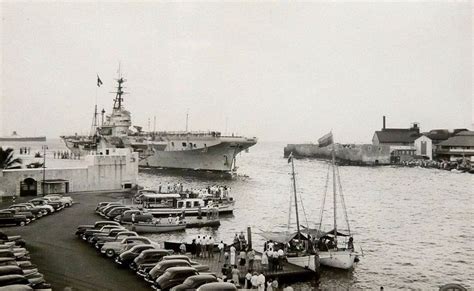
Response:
[155,183,232,199]
[398,158,472,172]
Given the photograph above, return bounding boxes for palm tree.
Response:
[0,147,22,169]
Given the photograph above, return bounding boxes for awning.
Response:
[259,231,309,244]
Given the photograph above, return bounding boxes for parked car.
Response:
[0,210,32,224]
[146,259,209,283]
[43,195,73,207]
[116,210,154,223]
[0,275,30,287]
[153,267,199,291]
[89,228,130,244]
[95,202,119,212]
[8,205,43,219]
[0,212,28,227]
[115,244,158,267]
[171,274,218,291]
[75,221,121,237]
[94,231,138,250]
[83,225,126,243]
[29,198,63,212]
[99,204,125,217]
[196,282,238,291]
[17,203,52,216]
[101,237,159,258]
[0,233,25,248]
[130,249,173,271]
[104,207,132,220]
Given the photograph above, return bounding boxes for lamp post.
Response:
[42,145,48,196]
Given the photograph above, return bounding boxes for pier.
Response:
[192,251,316,285]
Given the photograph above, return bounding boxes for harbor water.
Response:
[3,140,473,289]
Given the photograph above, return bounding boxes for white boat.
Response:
[261,132,360,271]
[139,193,234,216]
[126,222,186,233]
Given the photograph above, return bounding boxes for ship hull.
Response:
[139,139,256,172]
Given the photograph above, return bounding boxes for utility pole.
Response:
[185,109,189,132]
[42,145,48,196]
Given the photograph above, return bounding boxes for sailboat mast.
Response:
[332,142,337,244]
[291,157,301,238]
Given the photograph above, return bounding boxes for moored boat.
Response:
[126,222,186,233]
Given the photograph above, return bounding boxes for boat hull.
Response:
[139,138,256,172]
[143,203,234,216]
[126,223,185,233]
[287,250,357,271]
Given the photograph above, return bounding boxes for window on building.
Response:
[171,142,174,146]
[182,142,187,147]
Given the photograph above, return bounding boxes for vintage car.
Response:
[83,225,126,242]
[115,244,158,267]
[101,237,159,258]
[99,204,125,217]
[29,198,63,212]
[96,202,122,214]
[116,210,154,224]
[145,259,209,283]
[171,274,218,291]
[17,203,53,215]
[104,207,132,220]
[0,210,33,224]
[0,233,25,248]
[153,267,199,291]
[0,212,28,227]
[75,221,121,237]
[43,195,73,207]
[130,249,173,271]
[89,228,130,245]
[8,205,44,219]
[0,275,30,287]
[196,282,238,291]
[94,231,138,250]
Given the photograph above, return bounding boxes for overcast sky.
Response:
[1,1,472,143]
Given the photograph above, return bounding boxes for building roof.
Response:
[424,129,451,141]
[438,131,474,147]
[374,129,420,144]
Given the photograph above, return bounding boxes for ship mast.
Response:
[332,141,337,246]
[290,154,301,239]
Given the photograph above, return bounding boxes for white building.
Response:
[414,135,433,160]
[0,148,138,197]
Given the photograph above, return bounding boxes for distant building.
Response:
[414,135,433,160]
[372,116,420,146]
[436,131,474,161]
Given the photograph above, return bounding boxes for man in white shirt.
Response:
[257,272,266,291]
[218,241,224,262]
[207,236,215,258]
[277,248,285,270]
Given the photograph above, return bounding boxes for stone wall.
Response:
[0,148,138,197]
[284,143,391,165]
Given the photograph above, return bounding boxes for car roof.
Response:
[185,274,217,281]
[165,266,197,273]
[163,255,190,260]
[197,282,237,291]
[158,259,190,266]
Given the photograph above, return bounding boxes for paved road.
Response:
[1,191,151,291]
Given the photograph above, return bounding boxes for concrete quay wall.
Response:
[284,143,391,165]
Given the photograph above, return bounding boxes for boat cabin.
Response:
[141,194,205,210]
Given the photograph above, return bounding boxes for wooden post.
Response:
[247,226,252,250]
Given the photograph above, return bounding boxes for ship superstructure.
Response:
[61,73,257,173]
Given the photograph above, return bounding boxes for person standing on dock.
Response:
[202,236,208,258]
[245,270,252,289]
[190,239,197,258]
[196,236,201,258]
[261,250,268,270]
[239,249,246,270]
[208,236,215,258]
[230,244,236,267]
[231,265,240,288]
[247,248,255,271]
[251,272,259,289]
[257,272,266,291]
[218,241,225,262]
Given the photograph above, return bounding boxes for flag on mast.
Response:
[287,152,293,163]
[97,75,103,87]
[318,132,333,148]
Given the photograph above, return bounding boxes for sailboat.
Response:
[261,132,359,271]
